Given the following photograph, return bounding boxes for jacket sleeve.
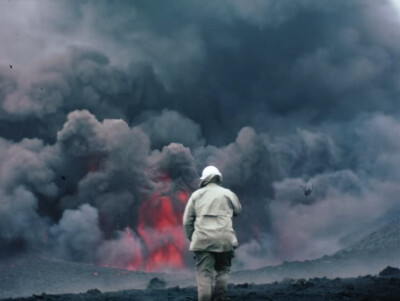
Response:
[183,193,196,241]
[229,191,242,217]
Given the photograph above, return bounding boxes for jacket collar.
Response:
[200,174,222,187]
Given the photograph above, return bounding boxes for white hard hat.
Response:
[200,165,222,180]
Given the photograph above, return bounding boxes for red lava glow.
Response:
[110,171,190,272]
[178,191,189,204]
[138,193,187,271]
[124,228,143,270]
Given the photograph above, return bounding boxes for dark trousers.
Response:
[194,251,234,301]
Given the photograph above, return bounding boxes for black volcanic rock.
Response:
[379,266,400,278]
[3,275,400,301]
[146,277,166,290]
[86,288,101,295]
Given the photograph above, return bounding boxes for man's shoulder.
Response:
[215,186,238,200]
[222,187,237,198]
[200,184,235,195]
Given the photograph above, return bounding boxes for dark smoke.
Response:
[0,0,399,269]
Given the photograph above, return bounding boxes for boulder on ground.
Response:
[379,266,400,278]
[146,277,166,290]
[86,288,102,295]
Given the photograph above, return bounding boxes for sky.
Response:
[0,0,399,271]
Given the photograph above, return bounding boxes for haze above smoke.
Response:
[0,0,399,270]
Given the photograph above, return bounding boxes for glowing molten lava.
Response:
[124,228,143,270]
[138,194,186,271]
[114,171,190,272]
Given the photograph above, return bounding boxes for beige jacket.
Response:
[183,182,242,252]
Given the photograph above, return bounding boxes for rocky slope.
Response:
[0,255,192,299]
[232,218,400,283]
[1,219,398,299]
[3,267,400,301]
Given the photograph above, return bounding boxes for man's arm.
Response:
[183,193,196,241]
[230,191,242,217]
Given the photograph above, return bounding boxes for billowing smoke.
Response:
[0,0,399,270]
[49,204,102,262]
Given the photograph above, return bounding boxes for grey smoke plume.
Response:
[139,109,204,149]
[0,0,399,269]
[49,204,102,262]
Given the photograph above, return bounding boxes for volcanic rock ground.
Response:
[1,220,399,300]
[2,270,400,301]
[0,254,194,299]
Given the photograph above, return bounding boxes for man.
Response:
[183,166,242,301]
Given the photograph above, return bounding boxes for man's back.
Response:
[183,183,241,252]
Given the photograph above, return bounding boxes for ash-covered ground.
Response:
[1,219,399,300]
[0,254,195,299]
[3,267,400,301]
